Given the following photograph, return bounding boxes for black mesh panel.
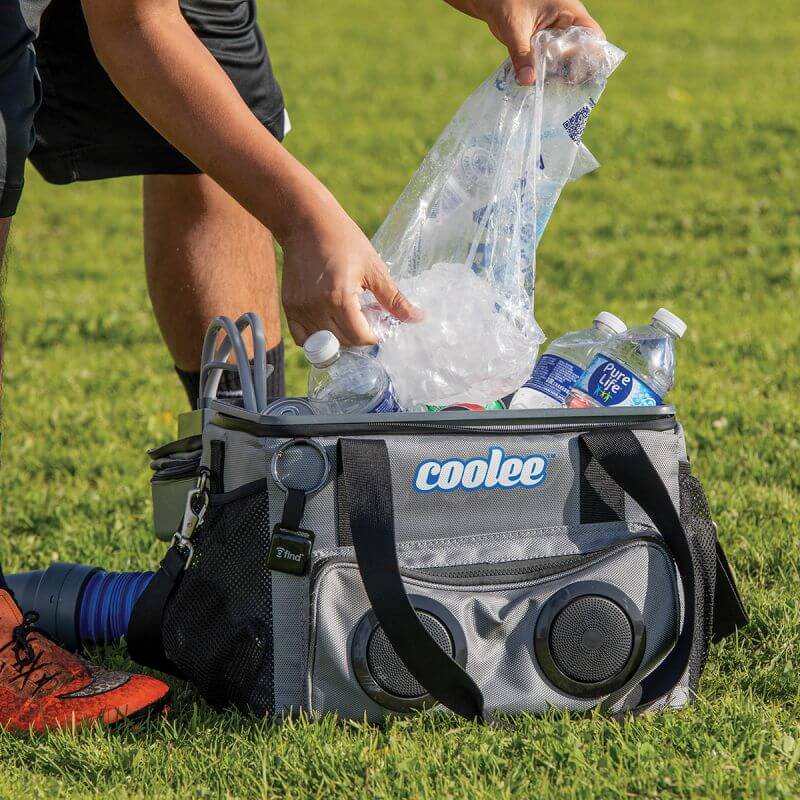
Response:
[162,486,274,715]
[679,463,718,691]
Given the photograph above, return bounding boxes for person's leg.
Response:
[143,173,284,407]
[28,0,286,408]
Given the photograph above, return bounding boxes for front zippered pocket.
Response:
[406,533,664,585]
[310,532,664,587]
[305,532,679,721]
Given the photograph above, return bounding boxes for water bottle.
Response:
[565,308,687,409]
[304,330,400,414]
[510,312,627,409]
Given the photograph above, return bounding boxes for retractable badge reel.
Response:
[267,439,330,575]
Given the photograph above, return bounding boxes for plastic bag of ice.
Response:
[365,27,625,409]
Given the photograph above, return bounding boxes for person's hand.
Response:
[444,0,603,85]
[281,195,421,346]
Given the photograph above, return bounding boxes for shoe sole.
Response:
[108,689,172,729]
[1,690,172,735]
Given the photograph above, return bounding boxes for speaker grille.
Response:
[366,612,454,698]
[550,596,633,684]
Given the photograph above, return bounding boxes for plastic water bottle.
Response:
[509,312,627,409]
[304,330,401,414]
[565,308,687,409]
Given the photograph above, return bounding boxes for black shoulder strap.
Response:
[580,428,695,709]
[339,438,485,722]
[127,545,187,675]
[128,470,214,674]
[712,540,748,642]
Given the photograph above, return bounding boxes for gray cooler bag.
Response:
[129,404,747,722]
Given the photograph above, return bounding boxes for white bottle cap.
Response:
[652,308,687,338]
[593,311,627,334]
[303,330,340,365]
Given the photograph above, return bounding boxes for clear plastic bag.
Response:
[365,27,626,410]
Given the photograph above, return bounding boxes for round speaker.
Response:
[351,596,467,712]
[534,581,646,699]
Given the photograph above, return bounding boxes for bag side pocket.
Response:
[162,482,275,715]
[679,464,718,690]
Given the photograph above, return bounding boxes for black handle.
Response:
[338,438,485,721]
[580,428,695,709]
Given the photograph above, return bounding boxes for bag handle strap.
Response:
[338,438,485,721]
[126,544,186,675]
[580,428,695,709]
[127,470,211,675]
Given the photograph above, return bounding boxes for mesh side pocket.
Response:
[679,464,718,690]
[162,488,274,715]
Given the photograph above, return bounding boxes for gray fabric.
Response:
[307,537,678,721]
[269,568,308,714]
[626,429,681,528]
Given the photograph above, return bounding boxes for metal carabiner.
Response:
[172,469,211,570]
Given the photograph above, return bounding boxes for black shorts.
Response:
[0,0,285,216]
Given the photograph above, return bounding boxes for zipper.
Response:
[309,533,664,589]
[213,409,676,438]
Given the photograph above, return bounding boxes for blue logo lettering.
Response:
[581,354,662,407]
[413,448,548,493]
[586,358,634,406]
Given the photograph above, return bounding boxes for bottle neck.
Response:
[312,352,340,369]
[652,320,677,338]
[593,321,618,338]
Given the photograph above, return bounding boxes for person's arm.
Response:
[81,0,419,345]
[444,0,603,85]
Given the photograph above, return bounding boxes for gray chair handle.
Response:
[199,313,271,412]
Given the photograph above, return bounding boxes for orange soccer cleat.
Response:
[0,585,170,733]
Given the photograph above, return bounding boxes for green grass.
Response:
[1,0,799,796]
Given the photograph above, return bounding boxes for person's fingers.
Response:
[531,1,604,36]
[366,262,423,323]
[287,319,309,346]
[569,8,604,37]
[499,16,537,86]
[330,294,379,347]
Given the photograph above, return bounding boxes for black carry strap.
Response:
[127,544,186,674]
[339,438,485,722]
[712,540,748,642]
[128,471,211,675]
[580,428,695,709]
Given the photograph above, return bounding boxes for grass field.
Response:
[1,0,799,796]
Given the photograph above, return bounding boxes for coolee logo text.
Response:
[413,448,548,493]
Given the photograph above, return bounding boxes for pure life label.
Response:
[414,448,548,493]
[576,354,663,407]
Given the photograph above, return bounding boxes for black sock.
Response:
[267,340,286,402]
[176,340,285,410]
[175,366,202,410]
